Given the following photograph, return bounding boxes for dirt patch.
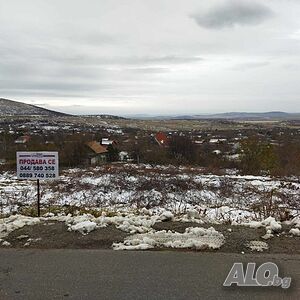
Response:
[2,221,129,249]
[1,221,299,254]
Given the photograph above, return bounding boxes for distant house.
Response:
[119,151,130,162]
[154,132,169,147]
[101,138,117,146]
[209,138,227,144]
[232,142,240,152]
[15,135,30,144]
[85,141,108,165]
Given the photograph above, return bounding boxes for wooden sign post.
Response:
[16,151,59,217]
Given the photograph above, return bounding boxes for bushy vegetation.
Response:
[1,164,298,221]
[239,137,300,176]
[1,125,300,176]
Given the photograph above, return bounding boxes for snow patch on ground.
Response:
[289,216,300,228]
[246,240,269,252]
[69,220,97,235]
[113,227,225,250]
[261,233,274,240]
[0,215,40,239]
[50,211,173,235]
[261,217,282,233]
[2,240,11,247]
[240,217,282,234]
[289,228,300,236]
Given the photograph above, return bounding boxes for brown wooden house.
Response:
[85,141,108,165]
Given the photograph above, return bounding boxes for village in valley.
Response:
[0,101,300,254]
[1,111,300,173]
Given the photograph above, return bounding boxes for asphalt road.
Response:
[0,249,299,300]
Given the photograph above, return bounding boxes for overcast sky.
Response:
[1,0,300,115]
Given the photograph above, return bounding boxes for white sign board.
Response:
[17,152,59,180]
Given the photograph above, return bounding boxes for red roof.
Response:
[86,141,108,154]
[155,132,168,147]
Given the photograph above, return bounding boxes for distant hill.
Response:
[0,98,69,117]
[83,114,126,120]
[192,111,300,120]
[133,111,300,120]
[2,98,299,121]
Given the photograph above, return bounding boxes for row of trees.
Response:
[240,137,300,176]
[0,133,120,169]
[1,130,300,176]
[130,135,300,176]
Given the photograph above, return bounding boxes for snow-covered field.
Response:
[1,163,299,251]
[1,164,299,223]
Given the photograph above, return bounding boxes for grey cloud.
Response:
[0,42,202,71]
[46,54,203,67]
[0,46,201,93]
[125,67,170,74]
[231,61,270,70]
[0,79,109,93]
[62,31,119,47]
[131,56,203,65]
[0,0,299,114]
[282,63,300,71]
[191,1,273,29]
[0,89,86,98]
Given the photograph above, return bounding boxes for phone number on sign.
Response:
[20,166,55,171]
[18,173,56,178]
